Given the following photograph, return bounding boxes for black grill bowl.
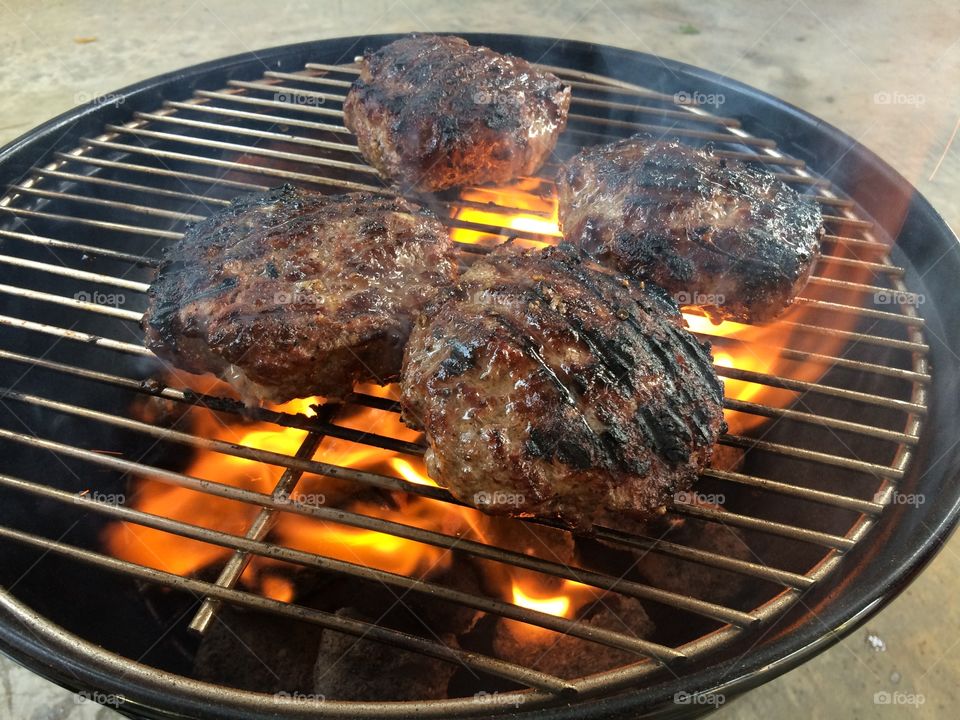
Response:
[0,34,958,719]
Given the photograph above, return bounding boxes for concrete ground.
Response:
[0,1,957,718]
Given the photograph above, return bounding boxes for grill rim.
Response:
[0,32,958,718]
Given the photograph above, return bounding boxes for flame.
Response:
[105,380,589,618]
[105,180,868,635]
[512,581,575,618]
[450,177,560,248]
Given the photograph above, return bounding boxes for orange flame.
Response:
[450,177,560,249]
[106,180,868,626]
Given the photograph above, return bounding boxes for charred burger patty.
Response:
[142,185,458,404]
[400,243,725,530]
[558,136,824,323]
[343,35,571,191]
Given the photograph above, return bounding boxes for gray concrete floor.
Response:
[0,1,957,718]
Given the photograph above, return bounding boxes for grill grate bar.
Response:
[0,427,717,653]
[701,468,884,515]
[164,99,349,133]
[0,253,150,292]
[0,299,926,426]
[723,397,918,445]
[102,124,379,176]
[563,114,779,148]
[0,228,157,266]
[0,345,898,520]
[673,502,856,550]
[792,297,923,327]
[0,511,576,694]
[0,204,181,239]
[226,79,349,104]
[0,314,149,355]
[0,284,142,322]
[189,422,334,635]
[715,365,926,415]
[81,137,382,192]
[823,214,873,230]
[33,167,233,206]
[10,185,206,223]
[721,433,904,480]
[821,234,888,250]
[0,385,812,603]
[134,111,363,153]
[815,255,902,276]
[194,89,350,118]
[587,529,815,588]
[55,151,269,192]
[264,70,354,88]
[766,347,928,384]
[806,275,914,296]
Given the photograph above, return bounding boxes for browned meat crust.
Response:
[142,186,458,404]
[557,136,824,323]
[343,35,571,191]
[400,243,725,531]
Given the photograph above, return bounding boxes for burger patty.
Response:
[557,136,824,323]
[142,186,458,404]
[400,243,725,531]
[343,34,571,191]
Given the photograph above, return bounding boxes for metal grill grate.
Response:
[0,55,928,711]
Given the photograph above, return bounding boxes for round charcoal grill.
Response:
[0,34,957,719]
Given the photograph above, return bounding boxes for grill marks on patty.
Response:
[343,35,571,191]
[558,135,824,323]
[400,244,725,530]
[142,186,458,404]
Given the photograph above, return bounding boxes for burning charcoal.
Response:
[484,516,577,567]
[492,596,655,679]
[710,444,746,473]
[479,517,579,607]
[192,605,323,692]
[633,506,753,605]
[129,390,191,427]
[312,608,459,700]
[414,557,485,635]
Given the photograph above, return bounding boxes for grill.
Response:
[0,34,957,719]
